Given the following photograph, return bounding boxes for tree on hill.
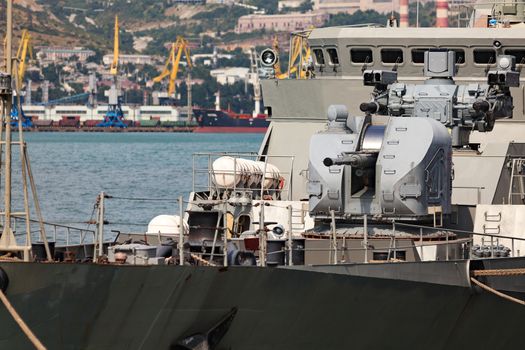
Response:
[246,0,278,14]
[298,1,314,13]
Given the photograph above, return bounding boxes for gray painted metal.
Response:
[259,26,525,221]
[308,116,451,220]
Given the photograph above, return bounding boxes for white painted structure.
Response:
[147,215,188,236]
[210,67,251,85]
[23,104,180,122]
[474,205,525,257]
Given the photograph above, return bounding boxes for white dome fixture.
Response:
[146,215,188,236]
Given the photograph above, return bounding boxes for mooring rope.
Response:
[190,253,217,267]
[472,268,525,277]
[470,277,525,306]
[0,289,47,349]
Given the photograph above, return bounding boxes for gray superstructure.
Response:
[261,25,525,233]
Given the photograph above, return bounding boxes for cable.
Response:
[106,195,180,202]
[106,222,149,226]
[85,198,98,232]
[0,289,47,350]
[471,277,525,306]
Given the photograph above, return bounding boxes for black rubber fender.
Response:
[0,267,9,293]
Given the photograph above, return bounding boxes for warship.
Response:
[1,1,525,349]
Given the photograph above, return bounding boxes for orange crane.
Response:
[153,36,192,97]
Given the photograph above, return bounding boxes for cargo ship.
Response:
[192,108,269,133]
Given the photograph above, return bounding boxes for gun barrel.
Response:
[323,153,377,168]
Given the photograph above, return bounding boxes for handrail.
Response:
[393,220,525,243]
[10,215,96,247]
[12,216,96,233]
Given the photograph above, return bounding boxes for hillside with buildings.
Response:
[1,0,457,115]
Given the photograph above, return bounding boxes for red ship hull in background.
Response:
[193,108,269,133]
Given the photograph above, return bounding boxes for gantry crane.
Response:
[11,30,33,128]
[273,32,312,80]
[152,36,192,99]
[271,36,284,78]
[98,15,126,128]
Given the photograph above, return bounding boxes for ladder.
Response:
[507,158,525,204]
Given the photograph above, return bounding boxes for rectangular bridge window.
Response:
[474,49,496,64]
[505,49,525,64]
[327,48,339,65]
[450,49,465,64]
[412,48,464,64]
[381,48,404,64]
[412,48,431,64]
[350,48,373,63]
[313,48,325,65]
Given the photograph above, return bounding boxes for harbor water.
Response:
[6,132,263,237]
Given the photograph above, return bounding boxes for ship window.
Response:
[474,49,496,64]
[373,251,406,261]
[412,48,464,64]
[313,49,325,65]
[505,49,525,64]
[350,48,373,63]
[450,49,465,64]
[327,48,339,65]
[381,48,404,64]
[412,48,431,64]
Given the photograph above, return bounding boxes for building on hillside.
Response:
[313,0,400,15]
[102,54,154,66]
[236,11,329,33]
[37,47,96,62]
[167,0,205,3]
[210,67,251,85]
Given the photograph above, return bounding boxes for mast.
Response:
[0,0,51,261]
[0,0,19,258]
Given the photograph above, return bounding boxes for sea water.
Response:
[6,132,263,237]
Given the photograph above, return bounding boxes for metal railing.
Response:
[386,220,525,260]
[9,215,96,248]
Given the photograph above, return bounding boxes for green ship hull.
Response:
[0,258,523,349]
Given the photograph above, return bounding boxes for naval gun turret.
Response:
[360,50,517,146]
[308,50,520,223]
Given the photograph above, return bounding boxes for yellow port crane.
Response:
[99,15,126,128]
[272,36,284,78]
[153,36,192,97]
[110,15,119,76]
[3,30,32,88]
[273,31,312,80]
[15,30,33,89]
